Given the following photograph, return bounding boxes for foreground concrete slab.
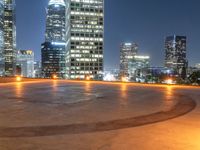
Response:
[0,80,199,150]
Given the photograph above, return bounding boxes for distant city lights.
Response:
[103,73,116,81]
[121,76,129,82]
[164,78,175,85]
[51,42,66,46]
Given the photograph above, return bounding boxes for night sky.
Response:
[16,0,200,70]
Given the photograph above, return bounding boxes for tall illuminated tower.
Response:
[4,0,16,76]
[66,0,104,80]
[42,0,67,78]
[0,0,4,75]
[120,43,138,78]
[165,35,188,79]
[45,0,66,42]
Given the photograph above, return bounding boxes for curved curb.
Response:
[0,96,196,138]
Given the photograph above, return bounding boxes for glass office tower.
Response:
[45,0,66,42]
[42,42,66,78]
[128,55,150,82]
[4,0,16,76]
[42,0,66,78]
[66,0,104,80]
[165,35,188,79]
[120,43,138,78]
[0,0,4,75]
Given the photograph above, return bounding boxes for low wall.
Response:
[0,77,39,83]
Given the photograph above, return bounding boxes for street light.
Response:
[16,76,22,82]
[165,78,173,85]
[85,75,91,81]
[53,75,57,79]
[121,76,128,82]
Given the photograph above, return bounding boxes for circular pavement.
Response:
[0,80,196,137]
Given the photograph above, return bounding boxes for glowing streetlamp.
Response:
[85,75,91,81]
[16,76,22,82]
[121,76,129,82]
[165,78,173,85]
[53,75,57,79]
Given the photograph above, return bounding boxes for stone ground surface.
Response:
[0,80,199,150]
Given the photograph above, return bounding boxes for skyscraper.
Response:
[128,55,150,82]
[45,0,66,42]
[4,0,16,76]
[66,0,104,80]
[120,43,138,78]
[165,35,188,79]
[42,0,66,78]
[0,0,4,75]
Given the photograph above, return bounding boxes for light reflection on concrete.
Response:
[52,80,58,92]
[119,83,128,105]
[165,85,174,101]
[162,85,175,110]
[15,82,23,98]
[84,82,91,93]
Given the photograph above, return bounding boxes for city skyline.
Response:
[16,0,200,70]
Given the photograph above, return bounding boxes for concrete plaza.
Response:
[0,80,199,150]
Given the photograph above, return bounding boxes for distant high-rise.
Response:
[42,0,66,78]
[128,55,150,81]
[66,0,104,80]
[0,0,4,75]
[165,35,188,79]
[16,50,34,78]
[42,42,66,78]
[195,63,200,69]
[4,0,16,76]
[120,43,138,77]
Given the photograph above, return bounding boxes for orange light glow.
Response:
[15,82,23,98]
[86,76,91,81]
[165,78,173,85]
[165,85,173,100]
[121,83,128,97]
[16,76,22,82]
[119,83,129,105]
[62,80,200,90]
[121,77,129,82]
[53,75,57,79]
[85,82,91,93]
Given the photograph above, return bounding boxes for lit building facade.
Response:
[0,0,4,75]
[42,0,66,78]
[187,64,200,77]
[16,50,34,78]
[4,0,16,76]
[145,67,175,83]
[128,55,150,81]
[42,42,66,78]
[120,43,138,77]
[195,63,200,69]
[66,0,104,80]
[34,61,42,78]
[45,0,66,42]
[165,35,188,79]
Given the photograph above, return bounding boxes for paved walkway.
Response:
[0,80,199,150]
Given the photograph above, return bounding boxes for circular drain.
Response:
[0,95,196,138]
